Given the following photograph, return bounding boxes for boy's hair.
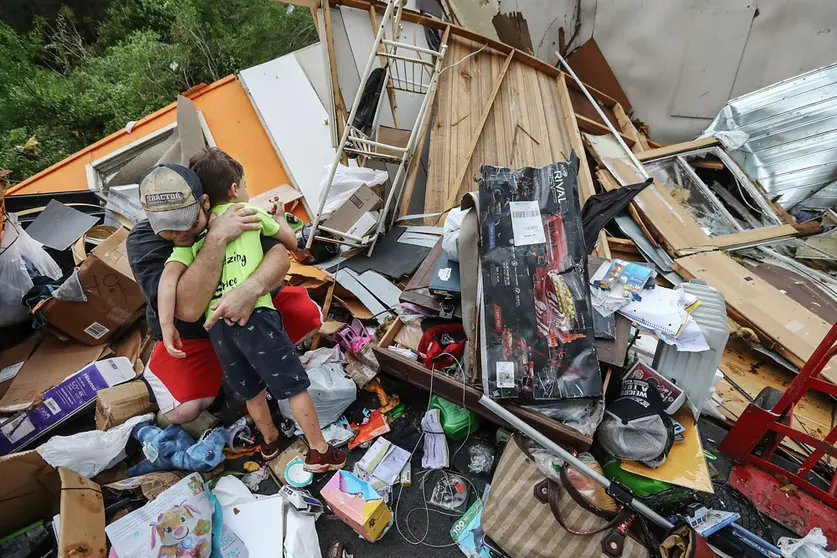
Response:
[188,147,244,204]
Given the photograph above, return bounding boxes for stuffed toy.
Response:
[129,423,227,476]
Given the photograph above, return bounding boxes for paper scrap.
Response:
[357,438,410,486]
[421,409,449,470]
[0,362,24,384]
[509,201,546,246]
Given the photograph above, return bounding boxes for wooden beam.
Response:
[310,280,336,350]
[613,103,644,153]
[575,114,636,147]
[442,50,514,212]
[635,137,719,161]
[398,26,452,216]
[556,72,610,258]
[322,0,348,143]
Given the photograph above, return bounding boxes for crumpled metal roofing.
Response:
[704,62,837,210]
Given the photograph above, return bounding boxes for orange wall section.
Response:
[8,76,291,199]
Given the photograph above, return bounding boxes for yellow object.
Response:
[243,461,261,473]
[363,378,400,413]
[620,408,713,493]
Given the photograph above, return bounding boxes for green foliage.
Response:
[0,0,317,184]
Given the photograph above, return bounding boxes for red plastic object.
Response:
[721,322,837,510]
[729,464,837,550]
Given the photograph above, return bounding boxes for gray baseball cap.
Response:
[139,164,204,234]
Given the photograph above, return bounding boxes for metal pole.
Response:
[479,395,674,530]
[554,51,650,181]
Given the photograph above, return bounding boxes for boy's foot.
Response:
[304,445,347,473]
[261,438,282,461]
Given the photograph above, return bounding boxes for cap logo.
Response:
[145,191,186,206]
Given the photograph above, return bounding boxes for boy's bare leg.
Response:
[289,390,328,453]
[245,389,280,443]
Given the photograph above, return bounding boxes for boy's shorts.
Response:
[209,308,310,401]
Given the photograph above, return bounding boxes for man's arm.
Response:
[175,205,261,322]
[203,243,290,329]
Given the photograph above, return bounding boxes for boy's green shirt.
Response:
[166,202,280,320]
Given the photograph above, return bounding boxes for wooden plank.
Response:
[556,72,610,258]
[310,280,336,350]
[674,251,835,382]
[613,103,644,153]
[636,137,719,162]
[575,114,636,147]
[705,224,799,251]
[565,38,632,110]
[442,51,514,211]
[373,345,593,450]
[322,0,348,141]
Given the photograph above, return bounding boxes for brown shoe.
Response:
[261,438,282,461]
[304,445,347,473]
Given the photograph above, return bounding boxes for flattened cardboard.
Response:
[0,450,61,536]
[95,380,154,430]
[0,334,41,400]
[0,336,107,412]
[324,184,381,234]
[57,467,105,558]
[44,228,146,345]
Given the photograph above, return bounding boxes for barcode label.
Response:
[43,398,61,415]
[83,321,109,340]
[509,201,546,246]
[511,209,540,219]
[496,361,516,388]
[349,194,364,209]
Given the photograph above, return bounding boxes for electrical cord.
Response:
[393,352,482,548]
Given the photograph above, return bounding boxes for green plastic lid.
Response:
[600,453,672,498]
[429,395,480,440]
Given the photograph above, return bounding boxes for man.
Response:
[126,163,321,424]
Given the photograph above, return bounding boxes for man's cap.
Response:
[139,164,204,234]
[597,378,674,466]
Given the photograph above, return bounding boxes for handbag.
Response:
[482,435,649,558]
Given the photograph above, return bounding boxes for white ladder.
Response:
[307,0,448,255]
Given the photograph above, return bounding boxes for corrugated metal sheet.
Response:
[705,62,837,210]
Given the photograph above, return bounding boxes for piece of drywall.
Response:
[239,54,335,214]
[669,5,755,119]
[294,42,331,111]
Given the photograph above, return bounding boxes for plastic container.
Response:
[653,279,728,419]
[428,395,480,440]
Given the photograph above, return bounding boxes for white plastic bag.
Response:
[319,164,388,215]
[0,213,62,327]
[278,347,357,427]
[778,528,837,558]
[37,413,154,478]
[442,207,468,262]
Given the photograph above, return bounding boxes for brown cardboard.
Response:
[57,467,106,558]
[44,227,146,346]
[95,380,154,430]
[0,336,107,413]
[0,333,42,400]
[324,185,381,235]
[0,450,61,536]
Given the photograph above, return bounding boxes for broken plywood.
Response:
[675,251,835,383]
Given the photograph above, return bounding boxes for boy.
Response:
[156,148,345,472]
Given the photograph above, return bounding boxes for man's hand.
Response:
[207,204,261,244]
[203,280,262,331]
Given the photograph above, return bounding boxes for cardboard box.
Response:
[44,227,146,346]
[0,336,107,413]
[0,334,41,400]
[324,185,381,236]
[0,357,136,456]
[0,451,104,557]
[321,470,392,542]
[95,380,154,430]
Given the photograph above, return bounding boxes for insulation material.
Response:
[479,157,602,401]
